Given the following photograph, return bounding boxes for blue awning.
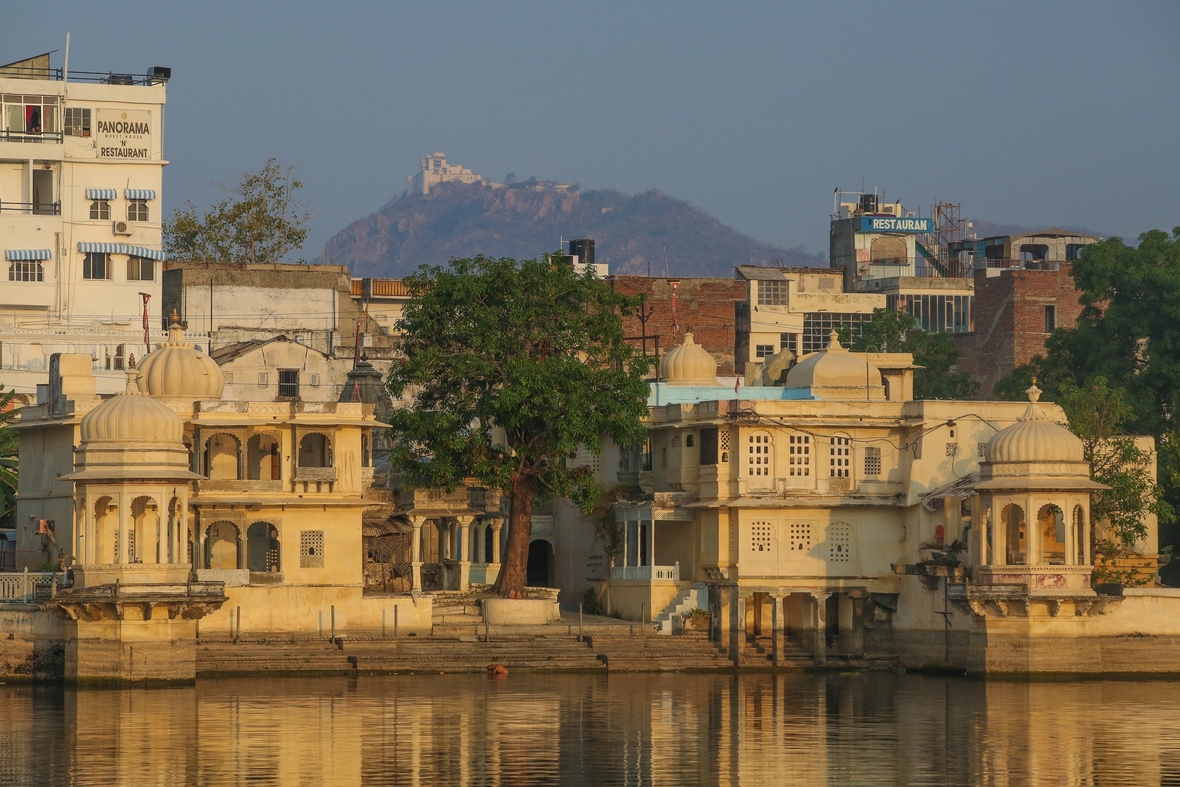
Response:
[76,242,165,261]
[6,249,52,261]
[86,188,117,201]
[125,188,157,200]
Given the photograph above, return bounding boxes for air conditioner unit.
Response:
[113,220,131,235]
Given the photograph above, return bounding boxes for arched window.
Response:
[298,433,332,468]
[1003,504,1026,565]
[206,522,241,570]
[246,433,281,480]
[827,522,854,564]
[247,522,281,572]
[1039,504,1065,564]
[94,496,116,564]
[205,434,241,480]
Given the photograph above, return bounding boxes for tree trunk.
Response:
[494,473,534,597]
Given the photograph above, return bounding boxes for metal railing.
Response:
[0,130,64,143]
[0,66,166,86]
[861,257,1062,279]
[0,200,61,215]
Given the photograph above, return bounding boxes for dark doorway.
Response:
[246,522,280,573]
[527,539,553,587]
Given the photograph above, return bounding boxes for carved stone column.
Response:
[771,593,786,667]
[812,591,831,666]
[409,516,425,592]
[455,515,474,591]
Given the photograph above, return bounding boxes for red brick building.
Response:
[952,264,1084,398]
[608,276,747,375]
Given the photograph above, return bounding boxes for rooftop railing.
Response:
[0,66,166,86]
[0,200,61,215]
[0,130,64,144]
[860,257,1063,280]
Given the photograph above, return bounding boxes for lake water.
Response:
[3,672,1180,786]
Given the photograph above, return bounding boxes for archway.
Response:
[1039,504,1065,564]
[247,434,281,480]
[130,496,160,564]
[246,522,281,572]
[205,434,241,480]
[1003,504,1026,565]
[527,539,554,587]
[94,496,116,564]
[298,433,331,468]
[484,524,495,563]
[206,522,240,569]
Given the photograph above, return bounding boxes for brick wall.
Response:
[953,264,1083,397]
[608,276,747,375]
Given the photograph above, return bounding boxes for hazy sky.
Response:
[6,2,1178,260]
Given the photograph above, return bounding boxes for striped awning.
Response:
[5,249,52,261]
[125,188,157,200]
[85,188,117,201]
[76,242,165,261]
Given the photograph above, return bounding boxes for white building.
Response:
[0,52,169,396]
[406,152,485,196]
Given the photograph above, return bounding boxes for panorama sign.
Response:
[859,216,932,234]
[95,109,151,159]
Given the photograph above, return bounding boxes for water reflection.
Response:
[3,673,1180,786]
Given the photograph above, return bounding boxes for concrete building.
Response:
[406,152,485,196]
[0,52,171,396]
[734,265,883,376]
[948,229,1098,397]
[829,192,975,337]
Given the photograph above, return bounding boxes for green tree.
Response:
[0,385,20,528]
[993,230,1180,578]
[838,308,979,399]
[163,159,312,265]
[385,254,653,597]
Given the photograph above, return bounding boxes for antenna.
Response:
[662,244,670,277]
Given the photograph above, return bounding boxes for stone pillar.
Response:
[730,591,748,665]
[491,522,503,565]
[994,497,1007,567]
[116,492,128,564]
[812,591,830,666]
[410,516,424,592]
[1082,511,1091,566]
[771,594,785,667]
[456,515,473,591]
[648,519,656,569]
[1026,495,1039,566]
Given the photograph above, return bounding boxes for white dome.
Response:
[80,370,184,444]
[785,331,882,389]
[136,312,224,399]
[660,333,719,386]
[985,382,1084,464]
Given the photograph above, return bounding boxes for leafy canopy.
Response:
[838,308,979,400]
[163,158,312,265]
[385,254,653,509]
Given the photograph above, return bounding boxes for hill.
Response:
[317,181,823,278]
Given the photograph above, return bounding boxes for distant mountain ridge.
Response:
[318,181,824,278]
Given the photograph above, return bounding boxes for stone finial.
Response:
[1026,377,1042,403]
[170,309,181,325]
[826,330,845,352]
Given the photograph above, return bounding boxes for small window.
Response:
[864,446,881,476]
[788,434,810,477]
[945,443,958,457]
[779,333,793,350]
[685,434,695,448]
[224,371,234,385]
[300,530,325,568]
[1045,305,1056,333]
[750,522,772,553]
[65,107,91,137]
[758,280,787,306]
[978,442,987,458]
[830,436,850,478]
[789,523,813,552]
[755,344,775,358]
[278,369,299,398]
[8,261,43,282]
[258,372,268,387]
[83,252,110,280]
[309,373,320,387]
[127,199,149,222]
[89,200,110,220]
[126,256,154,281]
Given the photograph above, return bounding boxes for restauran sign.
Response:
[859,216,932,233]
[95,109,151,159]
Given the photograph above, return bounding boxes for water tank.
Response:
[569,239,595,268]
[859,194,878,214]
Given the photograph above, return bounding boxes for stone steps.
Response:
[588,634,731,672]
